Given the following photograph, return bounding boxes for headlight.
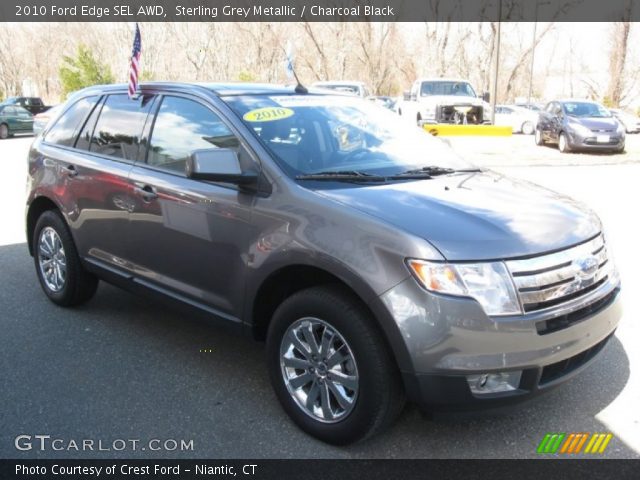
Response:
[569,122,593,137]
[407,259,522,316]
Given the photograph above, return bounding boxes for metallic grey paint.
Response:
[26,82,622,409]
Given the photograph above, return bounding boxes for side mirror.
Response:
[186,148,258,185]
[482,92,490,103]
[403,90,411,101]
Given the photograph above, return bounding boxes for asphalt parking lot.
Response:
[1,134,638,459]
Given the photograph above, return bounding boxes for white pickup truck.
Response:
[398,78,491,125]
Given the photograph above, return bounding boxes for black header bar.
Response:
[3,0,640,22]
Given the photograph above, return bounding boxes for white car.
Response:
[609,108,640,134]
[311,81,371,98]
[495,104,539,135]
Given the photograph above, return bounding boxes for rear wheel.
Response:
[266,286,404,445]
[522,121,534,135]
[0,123,8,139]
[558,132,571,153]
[33,210,98,306]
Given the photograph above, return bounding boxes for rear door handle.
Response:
[64,164,78,178]
[133,184,158,201]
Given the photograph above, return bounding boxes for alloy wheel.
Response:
[279,317,359,423]
[37,226,67,292]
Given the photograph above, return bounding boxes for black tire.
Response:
[558,132,571,153]
[266,285,405,445]
[0,123,8,140]
[33,210,98,306]
[416,113,422,126]
[534,127,545,145]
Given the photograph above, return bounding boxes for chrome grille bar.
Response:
[506,234,611,312]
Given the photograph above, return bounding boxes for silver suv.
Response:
[26,83,622,444]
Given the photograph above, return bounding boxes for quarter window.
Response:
[89,94,154,161]
[147,96,239,173]
[45,96,99,147]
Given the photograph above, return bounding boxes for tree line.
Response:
[0,22,638,112]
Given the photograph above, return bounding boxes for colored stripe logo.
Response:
[537,433,613,454]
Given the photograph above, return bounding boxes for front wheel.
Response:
[558,132,571,153]
[266,286,404,445]
[534,128,545,145]
[0,123,8,140]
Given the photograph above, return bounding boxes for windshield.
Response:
[223,94,472,177]
[420,81,476,97]
[562,102,611,118]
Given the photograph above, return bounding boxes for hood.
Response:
[419,95,483,106]
[568,116,619,131]
[316,171,601,261]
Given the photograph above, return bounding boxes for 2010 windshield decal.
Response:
[243,107,294,122]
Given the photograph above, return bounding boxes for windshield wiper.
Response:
[397,166,483,176]
[296,170,386,181]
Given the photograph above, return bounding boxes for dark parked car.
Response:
[535,100,625,153]
[0,104,33,138]
[1,96,51,115]
[26,83,622,444]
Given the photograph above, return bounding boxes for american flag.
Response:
[128,23,142,99]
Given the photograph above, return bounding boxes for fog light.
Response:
[467,371,522,395]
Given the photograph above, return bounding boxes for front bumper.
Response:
[380,276,622,410]
[567,131,625,151]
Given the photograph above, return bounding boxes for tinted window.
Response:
[45,96,99,147]
[147,96,239,173]
[90,94,153,161]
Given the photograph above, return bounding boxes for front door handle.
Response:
[133,184,158,201]
[64,165,78,178]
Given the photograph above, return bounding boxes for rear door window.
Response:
[89,94,154,162]
[146,96,240,174]
[44,96,99,147]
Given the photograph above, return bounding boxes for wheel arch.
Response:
[26,196,61,256]
[249,262,414,374]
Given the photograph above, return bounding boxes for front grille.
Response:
[539,333,612,385]
[584,136,621,146]
[535,288,618,335]
[436,105,483,124]
[506,234,614,313]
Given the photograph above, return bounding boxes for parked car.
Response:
[515,102,544,113]
[0,104,34,139]
[609,108,640,134]
[33,104,62,135]
[311,81,371,98]
[1,96,51,115]
[494,104,538,134]
[27,83,621,444]
[535,99,625,153]
[397,78,490,125]
[368,95,397,111]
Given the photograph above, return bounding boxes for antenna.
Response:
[281,43,307,94]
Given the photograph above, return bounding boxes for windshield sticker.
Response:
[243,107,294,122]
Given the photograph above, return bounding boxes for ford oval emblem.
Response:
[574,255,599,280]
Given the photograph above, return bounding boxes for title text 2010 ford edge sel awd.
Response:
[26,83,622,444]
